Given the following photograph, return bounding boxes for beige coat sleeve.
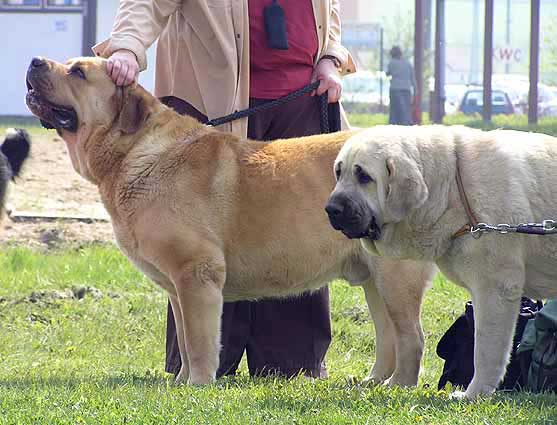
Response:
[323,0,356,75]
[92,0,181,71]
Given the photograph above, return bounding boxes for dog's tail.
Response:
[1,128,31,179]
[0,128,30,219]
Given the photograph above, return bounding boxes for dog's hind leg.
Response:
[168,294,190,384]
[367,259,434,387]
[380,260,431,387]
[361,279,396,384]
[169,255,225,385]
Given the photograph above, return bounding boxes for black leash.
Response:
[205,80,331,133]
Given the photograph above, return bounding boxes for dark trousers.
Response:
[389,89,413,125]
[161,94,332,378]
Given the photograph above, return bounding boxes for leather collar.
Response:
[452,151,479,239]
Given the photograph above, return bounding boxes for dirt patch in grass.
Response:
[0,130,114,249]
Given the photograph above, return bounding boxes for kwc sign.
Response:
[493,46,523,64]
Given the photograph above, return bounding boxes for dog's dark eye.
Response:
[71,67,86,80]
[354,164,373,185]
[335,163,342,180]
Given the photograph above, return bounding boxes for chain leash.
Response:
[470,220,557,238]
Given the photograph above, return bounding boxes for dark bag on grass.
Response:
[437,297,542,391]
[517,299,557,392]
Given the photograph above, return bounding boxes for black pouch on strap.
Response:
[264,0,289,50]
[327,102,341,133]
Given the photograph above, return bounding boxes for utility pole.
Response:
[505,0,511,74]
[379,27,384,110]
[470,0,481,83]
[433,0,446,123]
[483,0,494,123]
[529,0,540,125]
[414,0,424,124]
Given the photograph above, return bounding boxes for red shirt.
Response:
[248,0,318,99]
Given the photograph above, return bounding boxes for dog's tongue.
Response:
[25,90,76,131]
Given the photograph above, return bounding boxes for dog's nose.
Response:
[325,201,344,219]
[30,57,47,69]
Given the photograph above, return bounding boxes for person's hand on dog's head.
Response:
[107,50,139,86]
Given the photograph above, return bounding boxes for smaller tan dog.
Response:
[25,56,435,386]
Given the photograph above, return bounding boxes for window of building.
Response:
[1,0,41,7]
[0,0,83,10]
[46,0,82,7]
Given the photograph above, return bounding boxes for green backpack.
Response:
[517,299,557,392]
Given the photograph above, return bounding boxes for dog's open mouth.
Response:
[26,78,78,132]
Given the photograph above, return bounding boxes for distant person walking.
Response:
[386,46,416,125]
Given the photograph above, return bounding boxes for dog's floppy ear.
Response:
[384,156,428,221]
[117,86,151,135]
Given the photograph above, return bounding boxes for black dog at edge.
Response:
[0,128,31,218]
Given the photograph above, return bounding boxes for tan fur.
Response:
[27,57,436,386]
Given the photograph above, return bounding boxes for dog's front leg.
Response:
[171,258,225,385]
[458,274,523,399]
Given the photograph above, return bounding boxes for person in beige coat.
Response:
[94,0,356,379]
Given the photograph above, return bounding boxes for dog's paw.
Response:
[449,389,490,401]
[360,375,386,388]
[174,367,189,386]
[188,374,216,386]
[449,390,468,400]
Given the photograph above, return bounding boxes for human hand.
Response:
[311,58,342,103]
[107,50,139,86]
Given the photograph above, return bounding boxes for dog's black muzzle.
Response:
[325,192,382,240]
[25,57,78,132]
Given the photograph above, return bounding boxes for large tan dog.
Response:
[25,56,435,386]
[326,124,557,399]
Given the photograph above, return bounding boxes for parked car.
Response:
[459,89,514,115]
[493,75,557,117]
[444,84,469,115]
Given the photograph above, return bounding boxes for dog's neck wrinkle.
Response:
[86,105,195,181]
[141,105,206,145]
[395,133,465,260]
[79,124,119,185]
[91,105,208,187]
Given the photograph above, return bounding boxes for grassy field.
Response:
[348,113,557,137]
[1,118,557,423]
[1,247,557,424]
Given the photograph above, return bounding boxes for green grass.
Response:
[348,113,557,137]
[1,246,557,424]
[4,113,557,138]
[0,116,45,137]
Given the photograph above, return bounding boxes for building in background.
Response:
[2,0,557,116]
[341,0,557,85]
[0,0,156,116]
